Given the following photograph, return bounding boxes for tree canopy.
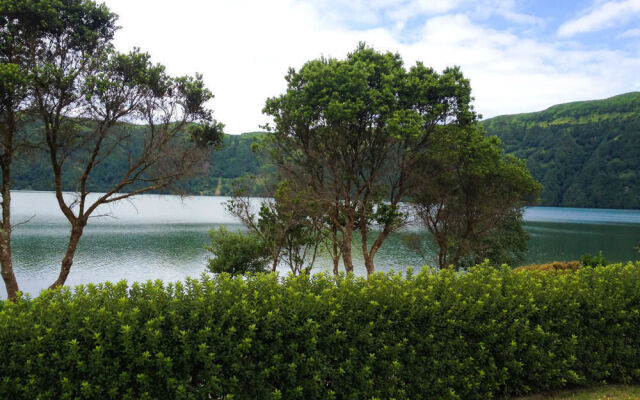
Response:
[411,124,540,269]
[0,0,222,299]
[263,43,480,275]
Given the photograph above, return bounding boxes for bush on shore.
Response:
[1,263,639,399]
[515,261,581,272]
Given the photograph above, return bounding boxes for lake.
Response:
[4,191,640,299]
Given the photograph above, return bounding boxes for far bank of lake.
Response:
[3,191,640,299]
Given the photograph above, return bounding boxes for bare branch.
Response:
[11,214,36,230]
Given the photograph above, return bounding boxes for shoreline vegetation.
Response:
[2,263,639,399]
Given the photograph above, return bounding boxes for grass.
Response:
[511,385,640,400]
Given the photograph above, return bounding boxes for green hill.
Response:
[13,93,640,208]
[13,128,263,196]
[481,92,640,209]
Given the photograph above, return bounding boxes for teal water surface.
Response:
[3,191,640,299]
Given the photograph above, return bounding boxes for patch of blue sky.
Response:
[519,0,585,24]
[393,16,426,44]
[326,0,640,53]
[566,29,640,52]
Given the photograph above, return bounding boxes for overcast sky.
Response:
[102,0,640,134]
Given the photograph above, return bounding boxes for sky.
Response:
[102,0,640,134]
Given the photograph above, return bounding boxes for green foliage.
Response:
[225,180,323,275]
[0,63,28,101]
[580,251,608,268]
[412,124,541,269]
[481,92,640,209]
[263,43,478,273]
[1,264,640,399]
[457,211,530,268]
[1,0,234,203]
[205,226,270,275]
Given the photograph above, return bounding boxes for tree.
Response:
[13,0,222,291]
[205,227,270,275]
[263,43,476,275]
[0,0,64,300]
[410,124,540,269]
[0,63,27,300]
[226,180,322,276]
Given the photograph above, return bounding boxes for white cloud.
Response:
[308,0,462,28]
[466,0,544,26]
[386,0,462,22]
[402,14,640,119]
[558,0,640,37]
[618,27,640,37]
[306,0,541,30]
[101,0,640,133]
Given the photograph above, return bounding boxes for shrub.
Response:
[580,251,608,268]
[1,263,640,399]
[515,261,581,272]
[205,226,270,275]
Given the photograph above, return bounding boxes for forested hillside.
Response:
[481,92,640,209]
[13,93,640,208]
[13,127,263,196]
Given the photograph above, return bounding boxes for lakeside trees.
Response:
[0,0,222,299]
[0,5,28,300]
[33,43,222,289]
[263,44,478,275]
[410,124,540,269]
[2,3,537,297]
[0,0,67,300]
[219,180,323,276]
[260,43,537,274]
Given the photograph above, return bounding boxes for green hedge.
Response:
[1,264,640,399]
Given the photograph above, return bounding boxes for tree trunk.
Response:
[438,247,448,270]
[341,227,354,274]
[0,186,18,300]
[0,113,19,301]
[360,220,370,276]
[363,254,375,276]
[363,230,392,277]
[331,223,340,275]
[0,236,18,301]
[49,223,85,289]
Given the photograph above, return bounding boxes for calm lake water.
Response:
[3,191,640,299]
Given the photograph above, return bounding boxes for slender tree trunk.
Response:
[360,229,378,277]
[0,234,18,301]
[49,223,85,289]
[1,183,18,301]
[328,222,340,275]
[0,111,19,301]
[360,217,370,275]
[363,234,390,276]
[360,239,375,276]
[438,246,448,270]
[362,255,373,276]
[341,221,355,274]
